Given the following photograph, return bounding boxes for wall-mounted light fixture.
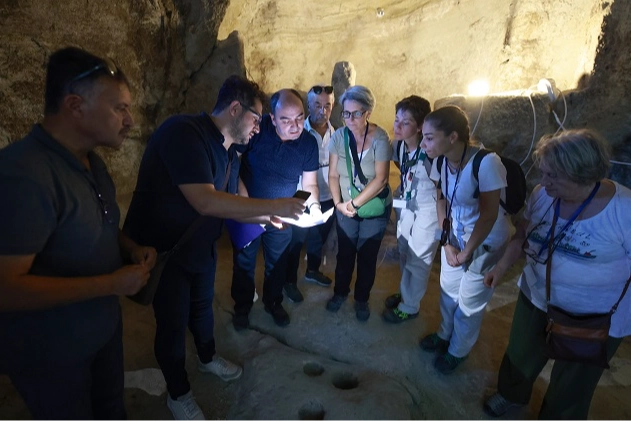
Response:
[468,80,489,96]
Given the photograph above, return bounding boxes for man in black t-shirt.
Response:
[124,76,305,420]
[0,47,156,419]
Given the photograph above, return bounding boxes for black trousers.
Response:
[333,205,390,302]
[153,256,217,400]
[9,317,126,420]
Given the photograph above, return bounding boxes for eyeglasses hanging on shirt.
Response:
[522,182,600,264]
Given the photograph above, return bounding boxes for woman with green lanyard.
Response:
[383,96,440,323]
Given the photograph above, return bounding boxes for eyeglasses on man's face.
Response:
[69,57,120,85]
[239,102,262,126]
[341,110,367,120]
[310,85,333,95]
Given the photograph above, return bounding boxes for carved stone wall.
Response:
[1,0,630,197]
[0,0,232,196]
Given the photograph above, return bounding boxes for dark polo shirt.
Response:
[123,113,240,272]
[0,124,122,372]
[240,115,319,199]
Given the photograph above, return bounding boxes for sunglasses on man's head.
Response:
[310,85,333,95]
[69,57,120,85]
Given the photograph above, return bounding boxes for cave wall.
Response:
[218,0,609,131]
[1,0,630,197]
[0,0,233,196]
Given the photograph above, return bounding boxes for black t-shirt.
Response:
[124,113,240,272]
[0,124,122,372]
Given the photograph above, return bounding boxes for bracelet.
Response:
[308,202,321,210]
[351,200,360,210]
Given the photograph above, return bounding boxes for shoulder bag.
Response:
[544,192,631,368]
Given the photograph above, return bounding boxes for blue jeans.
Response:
[153,248,217,399]
[334,205,391,302]
[231,225,292,314]
[9,316,125,420]
[286,199,335,284]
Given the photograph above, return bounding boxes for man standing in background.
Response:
[285,85,337,303]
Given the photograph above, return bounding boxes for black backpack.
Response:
[437,149,527,215]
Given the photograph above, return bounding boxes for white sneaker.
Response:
[198,355,243,381]
[253,290,259,303]
[167,390,205,420]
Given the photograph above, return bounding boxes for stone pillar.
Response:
[330,61,356,129]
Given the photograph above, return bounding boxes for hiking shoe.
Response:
[434,352,467,374]
[384,293,402,309]
[198,355,243,381]
[232,313,249,331]
[419,333,449,354]
[304,270,332,287]
[283,283,304,303]
[483,392,523,417]
[264,302,290,327]
[382,307,418,323]
[355,301,370,321]
[326,294,347,312]
[167,390,205,420]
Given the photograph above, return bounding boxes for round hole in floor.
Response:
[298,400,325,420]
[331,371,359,390]
[303,361,325,377]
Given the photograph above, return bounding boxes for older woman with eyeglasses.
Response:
[326,85,392,321]
[482,129,631,419]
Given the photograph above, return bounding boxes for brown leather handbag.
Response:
[544,208,631,368]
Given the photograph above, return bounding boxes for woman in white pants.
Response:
[419,106,512,373]
[383,95,440,323]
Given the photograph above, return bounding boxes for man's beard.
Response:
[228,113,249,145]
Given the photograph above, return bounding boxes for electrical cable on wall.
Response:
[470,97,484,136]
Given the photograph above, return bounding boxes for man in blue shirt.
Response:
[124,76,306,420]
[0,47,156,419]
[232,89,320,330]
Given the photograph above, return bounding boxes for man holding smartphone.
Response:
[285,85,337,303]
[231,89,320,329]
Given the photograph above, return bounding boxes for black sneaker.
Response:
[264,303,290,327]
[355,301,370,321]
[483,392,523,417]
[434,352,467,374]
[382,307,418,323]
[384,293,402,309]
[326,294,347,312]
[419,333,449,354]
[232,313,249,331]
[304,270,332,287]
[283,283,304,303]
